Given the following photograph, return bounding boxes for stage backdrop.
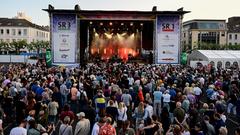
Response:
[155,15,180,64]
[51,14,77,64]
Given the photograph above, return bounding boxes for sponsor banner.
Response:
[51,14,77,63]
[156,15,180,64]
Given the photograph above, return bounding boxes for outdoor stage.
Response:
[44,5,189,66]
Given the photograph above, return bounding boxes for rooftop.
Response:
[0,18,49,32]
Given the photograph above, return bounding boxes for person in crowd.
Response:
[59,104,75,125]
[201,115,215,135]
[163,90,171,111]
[99,117,116,135]
[173,102,186,126]
[153,86,163,116]
[143,100,153,120]
[166,124,182,135]
[219,127,228,135]
[91,118,105,135]
[133,101,145,135]
[117,102,128,129]
[10,119,27,135]
[59,116,73,135]
[74,112,90,135]
[106,100,118,122]
[48,97,59,124]
[118,120,135,135]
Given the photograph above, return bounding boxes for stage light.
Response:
[90,21,93,25]
[130,22,133,26]
[93,28,96,32]
[100,22,103,26]
[109,22,113,26]
[121,32,126,36]
[130,33,135,39]
[104,33,113,39]
[95,33,99,37]
[140,23,143,26]
[121,23,124,26]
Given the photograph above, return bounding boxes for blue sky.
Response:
[0,0,240,26]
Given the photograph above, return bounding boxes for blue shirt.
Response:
[153,91,162,101]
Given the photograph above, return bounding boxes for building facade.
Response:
[0,17,49,44]
[182,19,227,49]
[227,17,240,45]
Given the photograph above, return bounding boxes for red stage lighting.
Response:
[109,22,113,26]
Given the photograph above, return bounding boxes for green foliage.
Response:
[0,40,50,54]
[10,40,27,54]
[195,42,240,50]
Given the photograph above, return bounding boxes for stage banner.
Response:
[51,14,77,63]
[155,15,180,64]
[46,49,52,67]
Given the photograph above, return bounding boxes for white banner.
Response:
[51,14,77,63]
[155,15,180,64]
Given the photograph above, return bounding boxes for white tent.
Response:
[188,50,240,69]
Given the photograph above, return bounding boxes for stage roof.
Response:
[43,5,190,19]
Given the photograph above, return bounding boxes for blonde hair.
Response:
[146,93,151,100]
[118,102,125,110]
[138,102,144,113]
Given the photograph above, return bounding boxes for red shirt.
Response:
[99,124,116,135]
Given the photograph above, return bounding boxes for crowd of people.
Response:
[0,61,240,135]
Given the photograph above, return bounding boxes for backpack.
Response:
[79,91,86,102]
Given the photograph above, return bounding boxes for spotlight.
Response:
[90,21,93,25]
[100,22,103,26]
[130,22,133,26]
[95,33,99,37]
[109,22,113,26]
[121,23,124,26]
[140,23,143,26]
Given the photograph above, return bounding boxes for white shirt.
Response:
[128,77,134,86]
[193,87,202,96]
[10,127,27,135]
[199,77,205,85]
[143,104,153,120]
[118,107,128,121]
[91,123,100,135]
[163,93,171,103]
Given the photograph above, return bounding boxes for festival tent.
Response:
[188,50,240,69]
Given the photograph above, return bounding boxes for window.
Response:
[225,61,231,69]
[0,29,4,34]
[23,29,27,36]
[235,42,238,45]
[184,33,186,38]
[235,34,238,40]
[6,29,10,35]
[12,39,16,42]
[229,34,232,40]
[18,29,21,35]
[36,31,38,36]
[217,61,222,68]
[210,61,215,67]
[12,29,16,35]
[229,42,232,45]
[221,32,225,37]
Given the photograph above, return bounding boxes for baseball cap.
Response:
[76,112,85,117]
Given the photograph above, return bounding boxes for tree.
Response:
[30,40,50,55]
[0,41,11,54]
[10,40,27,54]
